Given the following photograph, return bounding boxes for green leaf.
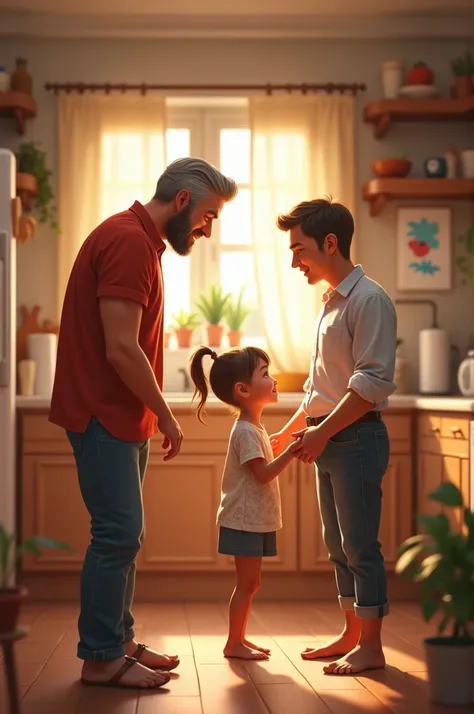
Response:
[437,613,451,635]
[395,543,425,575]
[418,513,451,542]
[421,596,439,623]
[429,482,463,508]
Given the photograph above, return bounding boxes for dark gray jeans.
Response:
[66,417,149,661]
[315,418,390,619]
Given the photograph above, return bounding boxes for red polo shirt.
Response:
[49,201,166,442]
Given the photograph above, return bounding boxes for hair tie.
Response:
[210,350,217,361]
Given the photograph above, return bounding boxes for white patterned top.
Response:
[216,420,282,533]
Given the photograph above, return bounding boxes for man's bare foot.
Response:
[243,638,271,655]
[323,644,386,675]
[125,641,179,670]
[81,657,170,688]
[301,632,358,660]
[224,643,269,660]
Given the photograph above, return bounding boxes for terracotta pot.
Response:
[174,328,193,349]
[0,587,28,632]
[163,331,171,349]
[372,159,412,178]
[452,75,474,99]
[10,58,32,95]
[228,330,242,348]
[206,324,223,347]
[425,636,474,706]
[16,172,38,212]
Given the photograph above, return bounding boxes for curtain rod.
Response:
[44,82,366,96]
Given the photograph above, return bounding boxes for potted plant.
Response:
[15,142,60,233]
[225,288,250,348]
[172,309,200,349]
[451,52,474,98]
[0,523,71,632]
[395,482,474,707]
[195,285,231,347]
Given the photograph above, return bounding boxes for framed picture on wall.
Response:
[396,207,452,291]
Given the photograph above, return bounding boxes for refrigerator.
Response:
[0,148,17,540]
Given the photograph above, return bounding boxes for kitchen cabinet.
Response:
[417,412,470,533]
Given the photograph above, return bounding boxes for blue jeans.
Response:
[66,417,149,661]
[315,418,390,619]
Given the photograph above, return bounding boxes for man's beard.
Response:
[165,205,198,256]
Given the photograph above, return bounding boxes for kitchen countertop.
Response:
[16,393,474,413]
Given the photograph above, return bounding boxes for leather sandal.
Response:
[81,655,171,689]
[132,642,180,671]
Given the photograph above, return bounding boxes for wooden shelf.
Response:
[363,178,474,216]
[364,96,474,138]
[0,92,37,134]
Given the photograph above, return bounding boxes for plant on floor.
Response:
[395,482,474,706]
[0,523,71,630]
[15,141,60,233]
[225,287,250,347]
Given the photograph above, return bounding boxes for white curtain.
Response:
[249,94,355,373]
[57,94,166,317]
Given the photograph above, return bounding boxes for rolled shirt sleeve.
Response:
[347,293,397,404]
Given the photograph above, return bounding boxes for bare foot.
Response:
[125,641,179,671]
[81,657,170,688]
[243,638,271,655]
[323,644,386,675]
[224,643,269,660]
[301,632,358,660]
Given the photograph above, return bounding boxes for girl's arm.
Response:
[246,444,296,485]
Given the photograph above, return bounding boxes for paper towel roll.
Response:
[419,328,450,394]
[27,333,57,397]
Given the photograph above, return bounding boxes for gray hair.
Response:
[153,157,238,204]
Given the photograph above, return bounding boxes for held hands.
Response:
[290,426,328,464]
[269,430,287,457]
[157,411,183,461]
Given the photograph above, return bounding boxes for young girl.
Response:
[189,345,296,661]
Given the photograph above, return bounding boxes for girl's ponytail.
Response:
[189,346,217,423]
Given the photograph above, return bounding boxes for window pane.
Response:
[220,129,250,183]
[220,251,256,305]
[162,251,190,331]
[166,129,190,164]
[220,189,251,245]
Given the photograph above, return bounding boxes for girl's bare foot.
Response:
[224,643,269,660]
[243,638,271,655]
[81,657,170,688]
[301,632,359,660]
[323,644,386,675]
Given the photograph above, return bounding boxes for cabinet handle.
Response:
[431,426,440,434]
[450,426,463,438]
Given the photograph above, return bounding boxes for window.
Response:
[100,100,261,343]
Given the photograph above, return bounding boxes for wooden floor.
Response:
[0,601,470,714]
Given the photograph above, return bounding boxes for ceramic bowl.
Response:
[372,158,412,178]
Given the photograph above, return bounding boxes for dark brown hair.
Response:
[189,345,270,423]
[277,197,354,260]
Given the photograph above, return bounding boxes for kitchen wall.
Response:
[1,36,473,391]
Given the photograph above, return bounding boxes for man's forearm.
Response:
[107,343,171,419]
[316,389,373,440]
[282,403,307,437]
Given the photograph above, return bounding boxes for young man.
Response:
[49,157,237,690]
[271,199,397,675]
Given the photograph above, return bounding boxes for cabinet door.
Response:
[21,455,90,572]
[138,454,232,571]
[298,455,412,572]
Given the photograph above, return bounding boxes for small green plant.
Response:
[451,52,474,77]
[195,285,230,325]
[226,287,251,332]
[0,523,71,589]
[396,482,474,640]
[172,309,200,330]
[16,141,60,233]
[456,227,474,287]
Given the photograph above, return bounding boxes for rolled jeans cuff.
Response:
[354,601,390,619]
[338,595,356,610]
